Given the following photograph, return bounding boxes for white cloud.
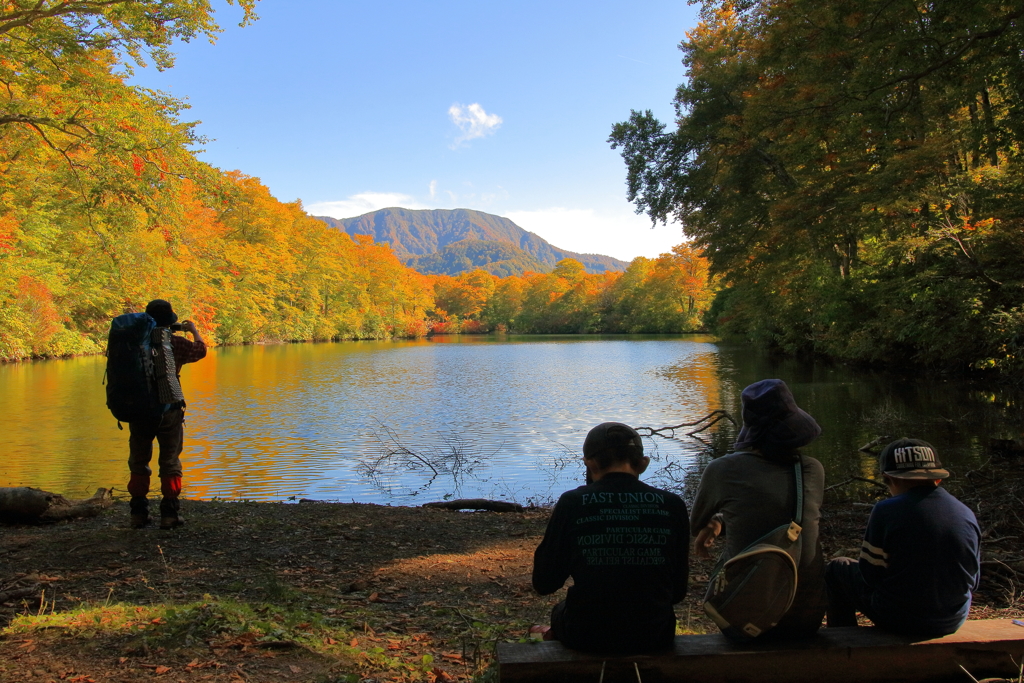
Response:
[504,207,684,261]
[304,192,429,219]
[429,180,438,199]
[448,103,502,146]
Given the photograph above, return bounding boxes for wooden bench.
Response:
[496,619,1024,683]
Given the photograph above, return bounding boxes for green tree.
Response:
[610,0,1024,371]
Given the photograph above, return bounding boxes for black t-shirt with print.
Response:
[533,472,690,653]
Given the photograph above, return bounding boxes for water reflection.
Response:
[1,336,1020,503]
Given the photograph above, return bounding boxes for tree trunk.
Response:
[0,487,113,523]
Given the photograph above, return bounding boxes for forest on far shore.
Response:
[0,2,712,363]
[6,0,1024,380]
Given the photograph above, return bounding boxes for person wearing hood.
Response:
[690,378,828,638]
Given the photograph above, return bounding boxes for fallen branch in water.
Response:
[422,499,523,513]
[635,410,737,438]
[859,436,893,453]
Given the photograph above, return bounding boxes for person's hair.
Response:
[583,423,645,471]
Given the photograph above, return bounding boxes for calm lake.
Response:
[2,335,1021,504]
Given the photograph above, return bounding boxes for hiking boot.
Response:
[159,497,184,530]
[129,496,150,528]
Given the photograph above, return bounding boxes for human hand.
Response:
[693,518,723,559]
[182,320,198,335]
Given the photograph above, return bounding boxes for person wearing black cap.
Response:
[127,299,207,529]
[824,438,981,636]
[690,378,827,638]
[532,422,690,654]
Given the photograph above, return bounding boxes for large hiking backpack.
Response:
[702,455,805,640]
[105,313,184,424]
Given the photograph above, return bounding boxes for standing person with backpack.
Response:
[690,379,828,639]
[106,299,206,529]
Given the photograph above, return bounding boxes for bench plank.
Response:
[496,620,1024,683]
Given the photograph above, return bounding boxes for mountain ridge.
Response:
[314,207,629,275]
[405,238,550,277]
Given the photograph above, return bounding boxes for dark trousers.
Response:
[824,557,874,627]
[128,405,185,479]
[769,549,828,638]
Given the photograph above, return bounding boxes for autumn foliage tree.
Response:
[0,0,440,360]
[0,0,717,361]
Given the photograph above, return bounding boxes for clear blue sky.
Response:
[131,1,700,262]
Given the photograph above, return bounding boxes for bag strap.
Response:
[707,453,805,578]
[793,455,803,525]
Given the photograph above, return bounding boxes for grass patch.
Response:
[5,602,161,637]
[2,597,453,681]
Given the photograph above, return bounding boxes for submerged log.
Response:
[0,487,113,523]
[422,498,524,513]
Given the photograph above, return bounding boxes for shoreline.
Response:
[0,332,716,365]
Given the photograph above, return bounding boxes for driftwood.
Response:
[0,585,39,603]
[0,487,113,523]
[635,410,737,439]
[859,436,893,453]
[422,498,524,513]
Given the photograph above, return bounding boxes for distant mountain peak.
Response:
[315,208,629,276]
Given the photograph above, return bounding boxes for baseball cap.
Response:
[879,438,949,480]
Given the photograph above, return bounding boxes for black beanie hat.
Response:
[145,299,178,327]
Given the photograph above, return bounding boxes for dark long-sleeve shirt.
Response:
[689,451,827,634]
[532,473,689,653]
[170,334,206,373]
[860,485,981,635]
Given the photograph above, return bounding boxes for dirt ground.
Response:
[1,451,1022,683]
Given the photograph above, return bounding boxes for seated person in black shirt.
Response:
[532,422,690,654]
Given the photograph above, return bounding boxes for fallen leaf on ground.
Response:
[154,665,171,674]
